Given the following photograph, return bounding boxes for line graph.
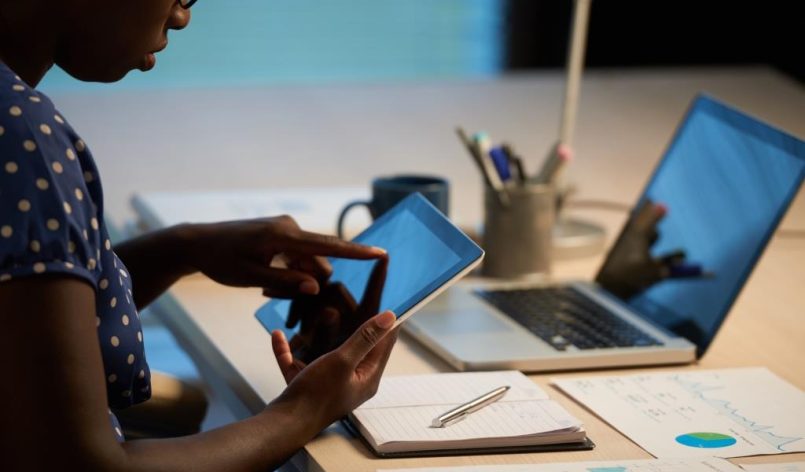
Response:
[554,368,805,458]
[671,372,804,452]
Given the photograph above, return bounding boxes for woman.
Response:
[0,1,398,470]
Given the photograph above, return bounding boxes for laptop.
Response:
[404,94,805,372]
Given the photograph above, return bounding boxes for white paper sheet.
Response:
[553,367,805,458]
[740,462,805,472]
[378,456,744,472]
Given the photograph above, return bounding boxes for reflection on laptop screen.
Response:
[623,95,805,354]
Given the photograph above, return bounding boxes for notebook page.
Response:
[353,400,581,444]
[360,371,547,409]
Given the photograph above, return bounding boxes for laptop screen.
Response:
[609,95,805,356]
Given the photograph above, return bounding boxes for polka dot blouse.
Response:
[0,62,150,442]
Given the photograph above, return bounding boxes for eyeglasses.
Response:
[178,0,198,9]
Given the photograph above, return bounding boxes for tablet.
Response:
[255,193,484,341]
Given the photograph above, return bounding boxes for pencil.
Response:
[455,127,510,206]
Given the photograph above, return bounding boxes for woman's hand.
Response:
[182,216,386,298]
[595,199,668,298]
[595,199,711,299]
[269,311,399,431]
[287,255,388,363]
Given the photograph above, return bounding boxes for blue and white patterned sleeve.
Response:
[0,82,101,287]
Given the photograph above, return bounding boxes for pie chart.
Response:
[675,432,737,448]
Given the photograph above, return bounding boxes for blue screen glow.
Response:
[257,194,482,339]
[622,96,805,354]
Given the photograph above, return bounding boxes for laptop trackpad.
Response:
[409,304,555,364]
[413,307,515,335]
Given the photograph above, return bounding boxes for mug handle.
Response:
[336,200,372,239]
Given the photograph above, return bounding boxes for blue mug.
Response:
[337,175,449,238]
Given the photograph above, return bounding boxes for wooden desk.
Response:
[135,67,805,471]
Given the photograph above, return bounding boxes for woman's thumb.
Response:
[339,311,395,364]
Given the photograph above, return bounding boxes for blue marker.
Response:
[489,146,512,182]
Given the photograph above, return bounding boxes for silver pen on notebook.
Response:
[430,385,510,428]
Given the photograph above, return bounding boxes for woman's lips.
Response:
[140,41,166,71]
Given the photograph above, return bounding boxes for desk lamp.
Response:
[551,0,607,258]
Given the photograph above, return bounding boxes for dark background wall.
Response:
[505,0,804,83]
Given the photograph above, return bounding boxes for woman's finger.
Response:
[337,311,396,367]
[286,253,333,282]
[308,307,341,359]
[289,333,309,351]
[277,230,386,260]
[285,294,321,328]
[632,199,666,234]
[271,330,296,383]
[359,325,399,375]
[246,265,321,298]
[357,256,389,317]
[325,282,359,317]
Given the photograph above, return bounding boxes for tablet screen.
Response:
[256,193,483,340]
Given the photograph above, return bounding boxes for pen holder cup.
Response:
[481,184,555,279]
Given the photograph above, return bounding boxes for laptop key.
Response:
[475,287,662,351]
[549,335,569,350]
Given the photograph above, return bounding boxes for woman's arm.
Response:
[113,224,197,309]
[0,276,396,471]
[115,216,385,310]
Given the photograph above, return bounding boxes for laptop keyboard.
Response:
[474,287,662,351]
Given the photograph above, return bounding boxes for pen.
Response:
[489,146,512,182]
[533,141,573,184]
[455,127,510,207]
[430,385,510,428]
[473,132,511,205]
[502,143,527,184]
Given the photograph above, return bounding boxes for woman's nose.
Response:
[168,4,191,31]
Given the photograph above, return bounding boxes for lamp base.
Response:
[552,217,607,259]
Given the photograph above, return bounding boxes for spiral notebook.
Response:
[344,371,593,458]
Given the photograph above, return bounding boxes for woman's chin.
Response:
[58,59,140,83]
[139,53,156,72]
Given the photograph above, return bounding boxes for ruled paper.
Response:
[353,399,581,444]
[352,371,582,445]
[360,371,549,409]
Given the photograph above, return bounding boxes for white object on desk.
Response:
[132,187,370,237]
[350,370,585,454]
[553,367,805,458]
[740,462,805,471]
[431,385,510,428]
[378,457,744,472]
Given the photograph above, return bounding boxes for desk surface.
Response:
[131,67,805,471]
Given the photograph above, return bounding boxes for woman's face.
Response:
[56,0,191,82]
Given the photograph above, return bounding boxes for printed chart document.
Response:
[378,456,743,472]
[553,368,805,458]
[348,371,589,456]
